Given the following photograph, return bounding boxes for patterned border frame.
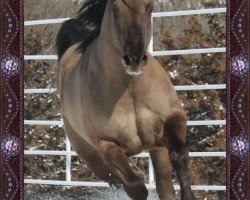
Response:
[0,0,249,200]
[0,1,24,200]
[226,0,250,200]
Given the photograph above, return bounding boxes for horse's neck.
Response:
[83,4,131,111]
[88,2,130,90]
[85,40,129,115]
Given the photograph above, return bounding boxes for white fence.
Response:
[24,7,226,191]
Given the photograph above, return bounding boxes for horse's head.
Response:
[110,0,153,76]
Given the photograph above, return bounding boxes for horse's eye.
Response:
[111,7,118,17]
[146,3,153,14]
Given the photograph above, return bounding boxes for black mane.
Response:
[56,0,108,60]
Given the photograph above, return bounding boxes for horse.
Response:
[56,0,194,199]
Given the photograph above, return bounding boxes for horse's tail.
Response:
[56,0,108,61]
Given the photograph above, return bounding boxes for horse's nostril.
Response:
[140,55,148,66]
[122,54,147,67]
[142,55,147,62]
[123,55,131,66]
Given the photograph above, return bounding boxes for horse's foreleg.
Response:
[98,140,148,200]
[149,148,175,200]
[163,115,195,200]
[63,117,120,188]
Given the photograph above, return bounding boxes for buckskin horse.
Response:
[56,0,194,199]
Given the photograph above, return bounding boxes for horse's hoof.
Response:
[125,182,148,200]
[181,193,195,200]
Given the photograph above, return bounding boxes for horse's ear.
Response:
[109,0,117,7]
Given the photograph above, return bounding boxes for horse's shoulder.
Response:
[146,55,172,83]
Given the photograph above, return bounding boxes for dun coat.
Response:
[56,0,195,199]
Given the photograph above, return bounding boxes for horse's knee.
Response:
[98,141,148,200]
[163,114,190,170]
[163,118,193,199]
[98,141,126,163]
[169,144,189,168]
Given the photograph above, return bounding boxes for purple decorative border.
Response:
[0,0,24,200]
[226,0,250,200]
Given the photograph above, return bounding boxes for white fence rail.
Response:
[25,150,226,157]
[24,7,226,191]
[24,120,226,126]
[24,8,226,26]
[24,84,226,94]
[24,47,226,60]
[152,7,226,17]
[24,179,226,191]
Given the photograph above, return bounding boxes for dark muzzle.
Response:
[122,54,148,67]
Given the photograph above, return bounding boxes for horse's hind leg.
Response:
[149,148,175,200]
[163,114,195,200]
[63,117,120,187]
[98,140,148,200]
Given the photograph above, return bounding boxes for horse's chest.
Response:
[136,107,165,148]
[108,102,164,155]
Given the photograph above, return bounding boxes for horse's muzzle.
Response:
[121,54,148,76]
[122,54,148,67]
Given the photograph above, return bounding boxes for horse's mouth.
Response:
[126,69,142,76]
[123,65,145,76]
[122,59,146,76]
